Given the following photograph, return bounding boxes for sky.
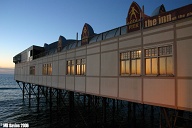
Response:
[0,0,191,71]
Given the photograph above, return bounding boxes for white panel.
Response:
[26,74,29,83]
[34,76,38,84]
[47,56,52,62]
[67,52,75,58]
[101,43,117,52]
[87,54,100,76]
[177,39,192,77]
[177,26,192,38]
[38,64,42,75]
[29,76,32,83]
[66,76,74,90]
[27,63,29,75]
[143,31,174,44]
[143,25,173,35]
[119,78,142,101]
[53,54,58,61]
[101,38,117,45]
[58,76,65,89]
[87,47,100,55]
[119,33,141,41]
[52,61,58,75]
[177,79,192,109]
[59,59,66,75]
[119,38,141,49]
[75,76,85,92]
[143,79,175,106]
[52,76,58,88]
[43,56,47,63]
[47,76,52,87]
[100,78,118,97]
[176,19,192,27]
[43,76,47,86]
[86,77,99,94]
[101,51,118,76]
[38,76,43,85]
[76,50,86,57]
[59,53,66,60]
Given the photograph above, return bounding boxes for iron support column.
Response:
[29,84,31,107]
[22,82,25,101]
[69,91,74,128]
[102,97,107,124]
[37,85,40,112]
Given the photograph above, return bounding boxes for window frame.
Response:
[42,63,52,75]
[144,45,174,76]
[66,60,75,75]
[29,66,35,75]
[76,58,86,75]
[120,50,141,76]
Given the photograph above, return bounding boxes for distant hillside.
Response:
[0,68,14,74]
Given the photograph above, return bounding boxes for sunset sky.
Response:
[0,0,191,72]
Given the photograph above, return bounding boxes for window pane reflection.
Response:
[126,60,130,74]
[159,57,166,74]
[137,59,141,74]
[167,57,173,74]
[152,58,157,74]
[131,60,136,74]
[145,59,151,74]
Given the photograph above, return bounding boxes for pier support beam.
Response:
[102,97,107,124]
[49,87,52,121]
[29,84,31,107]
[37,85,40,112]
[22,82,25,101]
[69,91,74,128]
[112,99,115,124]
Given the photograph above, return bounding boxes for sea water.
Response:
[0,74,51,128]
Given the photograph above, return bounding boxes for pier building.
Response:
[13,2,192,127]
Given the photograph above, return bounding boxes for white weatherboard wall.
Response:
[86,77,100,94]
[143,79,175,107]
[177,39,192,77]
[177,80,192,109]
[75,76,85,93]
[176,18,192,111]
[14,17,192,111]
[101,51,118,76]
[119,78,142,102]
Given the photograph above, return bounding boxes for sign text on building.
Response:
[144,4,192,28]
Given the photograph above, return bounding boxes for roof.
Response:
[151,4,166,16]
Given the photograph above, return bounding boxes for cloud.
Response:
[0,68,14,74]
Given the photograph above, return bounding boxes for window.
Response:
[42,63,52,75]
[42,64,47,75]
[67,60,75,75]
[145,45,173,75]
[76,58,86,75]
[145,48,158,75]
[30,66,35,75]
[47,63,52,75]
[120,50,141,75]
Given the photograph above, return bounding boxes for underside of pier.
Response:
[16,81,192,128]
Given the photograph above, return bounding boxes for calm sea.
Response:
[0,74,53,128]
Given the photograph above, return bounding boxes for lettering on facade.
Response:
[144,4,192,28]
[126,2,141,32]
